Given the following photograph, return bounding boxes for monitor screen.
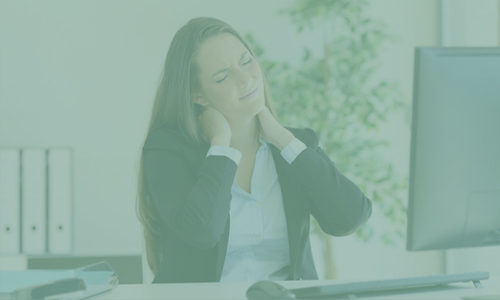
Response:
[407,47,500,251]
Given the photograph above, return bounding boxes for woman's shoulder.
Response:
[285,127,320,150]
[142,126,196,152]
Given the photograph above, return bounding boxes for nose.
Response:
[234,67,253,89]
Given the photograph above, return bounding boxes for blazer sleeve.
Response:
[289,128,372,237]
[142,129,237,249]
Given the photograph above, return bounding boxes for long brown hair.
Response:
[136,17,279,275]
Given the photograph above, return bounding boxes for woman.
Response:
[136,17,372,284]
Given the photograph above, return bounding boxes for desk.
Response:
[93,276,500,300]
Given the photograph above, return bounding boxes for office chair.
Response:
[140,228,155,284]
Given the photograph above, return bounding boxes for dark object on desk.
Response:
[246,281,296,299]
[11,278,86,300]
[246,271,489,299]
[1,261,118,300]
[28,255,142,284]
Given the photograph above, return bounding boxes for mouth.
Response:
[239,86,258,100]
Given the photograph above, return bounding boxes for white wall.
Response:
[1,0,498,280]
[0,0,155,255]
[441,0,499,47]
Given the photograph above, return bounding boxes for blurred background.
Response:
[0,0,499,284]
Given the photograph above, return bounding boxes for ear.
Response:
[193,93,209,107]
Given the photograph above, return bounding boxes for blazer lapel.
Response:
[215,215,230,281]
[195,142,230,282]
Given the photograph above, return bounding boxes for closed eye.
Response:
[216,58,253,83]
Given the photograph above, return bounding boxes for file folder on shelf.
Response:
[1,147,74,256]
[0,149,21,254]
[21,149,47,255]
[0,261,118,300]
[48,148,73,254]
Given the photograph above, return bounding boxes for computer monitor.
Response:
[407,47,500,251]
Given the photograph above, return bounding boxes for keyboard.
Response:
[290,271,489,299]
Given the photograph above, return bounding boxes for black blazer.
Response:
[142,125,372,283]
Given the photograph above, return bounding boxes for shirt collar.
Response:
[258,133,268,149]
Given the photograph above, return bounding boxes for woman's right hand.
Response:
[198,105,232,146]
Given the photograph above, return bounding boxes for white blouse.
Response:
[206,134,307,282]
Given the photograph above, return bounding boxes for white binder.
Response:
[47,148,72,254]
[21,149,47,254]
[0,149,21,254]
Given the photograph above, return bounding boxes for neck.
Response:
[229,116,261,154]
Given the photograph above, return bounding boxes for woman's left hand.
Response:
[257,106,295,151]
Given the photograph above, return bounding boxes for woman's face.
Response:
[193,33,265,124]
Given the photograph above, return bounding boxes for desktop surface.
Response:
[91,276,500,300]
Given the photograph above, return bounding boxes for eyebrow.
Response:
[211,50,248,77]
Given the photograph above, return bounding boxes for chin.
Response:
[239,97,265,121]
